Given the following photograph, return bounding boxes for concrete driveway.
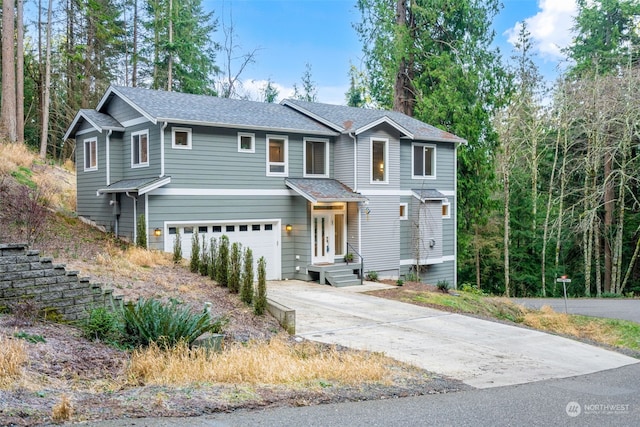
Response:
[267,281,639,389]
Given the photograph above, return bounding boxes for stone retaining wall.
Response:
[0,243,122,321]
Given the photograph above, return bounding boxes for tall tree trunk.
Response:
[542,126,561,297]
[16,0,24,144]
[474,225,481,289]
[393,0,414,116]
[603,150,613,293]
[167,0,173,91]
[1,0,18,142]
[39,0,53,159]
[132,0,138,87]
[503,160,510,297]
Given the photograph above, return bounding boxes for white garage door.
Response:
[164,220,281,280]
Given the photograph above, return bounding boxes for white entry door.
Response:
[312,213,334,264]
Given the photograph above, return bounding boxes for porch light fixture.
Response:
[154,228,162,237]
[285,224,293,232]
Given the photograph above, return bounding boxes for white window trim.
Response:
[172,127,192,149]
[399,203,408,220]
[131,129,149,168]
[83,137,98,172]
[442,200,451,219]
[370,137,389,184]
[411,143,437,179]
[266,134,288,177]
[238,132,255,153]
[303,137,330,178]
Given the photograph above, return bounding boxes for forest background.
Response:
[2,0,640,298]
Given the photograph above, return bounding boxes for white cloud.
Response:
[236,79,348,105]
[505,0,578,61]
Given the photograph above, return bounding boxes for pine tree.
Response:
[228,242,242,293]
[216,235,229,286]
[240,248,254,305]
[189,231,200,273]
[172,229,182,263]
[254,256,267,315]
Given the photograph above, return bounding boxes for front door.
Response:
[312,213,334,264]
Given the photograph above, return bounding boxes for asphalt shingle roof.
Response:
[283,99,466,144]
[412,189,447,201]
[97,176,171,195]
[285,178,367,203]
[80,109,124,130]
[106,86,338,136]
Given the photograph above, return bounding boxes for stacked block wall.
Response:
[0,243,122,321]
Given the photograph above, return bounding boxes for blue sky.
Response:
[208,0,578,104]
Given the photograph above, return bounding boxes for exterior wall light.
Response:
[285,224,293,232]
[154,228,162,237]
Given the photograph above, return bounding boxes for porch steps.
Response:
[325,268,361,287]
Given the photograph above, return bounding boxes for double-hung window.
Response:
[84,138,97,171]
[304,138,329,177]
[131,130,149,167]
[412,143,436,178]
[267,135,288,176]
[371,138,388,183]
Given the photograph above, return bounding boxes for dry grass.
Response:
[0,143,34,175]
[128,336,393,387]
[51,394,74,422]
[0,336,28,388]
[96,244,173,271]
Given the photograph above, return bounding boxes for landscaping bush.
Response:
[366,271,378,282]
[136,214,147,248]
[190,232,200,273]
[437,280,449,293]
[83,307,120,342]
[228,242,242,293]
[216,235,230,286]
[241,248,254,305]
[199,237,209,276]
[172,229,182,263]
[121,298,226,348]
[254,256,267,315]
[208,237,218,280]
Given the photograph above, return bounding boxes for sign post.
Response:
[556,275,572,313]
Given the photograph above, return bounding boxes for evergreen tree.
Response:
[228,242,242,293]
[240,248,254,305]
[189,231,200,273]
[172,229,182,263]
[208,237,218,280]
[254,256,267,315]
[216,235,230,286]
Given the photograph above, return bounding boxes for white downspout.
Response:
[349,132,362,254]
[160,121,168,177]
[126,191,137,243]
[145,193,149,249]
[454,143,458,289]
[106,130,112,185]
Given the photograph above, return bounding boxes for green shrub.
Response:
[199,237,209,276]
[254,257,267,315]
[404,272,419,282]
[366,271,378,282]
[83,307,120,342]
[461,283,485,295]
[172,229,182,263]
[241,248,254,305]
[190,232,200,273]
[228,242,242,293]
[396,279,404,286]
[121,298,226,348]
[437,280,449,293]
[217,235,230,286]
[208,237,218,280]
[136,215,147,248]
[601,292,623,298]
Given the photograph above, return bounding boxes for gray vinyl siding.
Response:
[76,132,112,229]
[399,196,413,261]
[109,133,124,184]
[346,202,359,251]
[441,197,456,256]
[414,201,443,260]
[360,195,400,277]
[400,260,455,287]
[163,126,335,189]
[104,96,144,124]
[145,194,307,278]
[120,123,162,179]
[400,140,455,191]
[334,134,354,189]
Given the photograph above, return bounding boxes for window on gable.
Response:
[172,127,192,149]
[267,135,288,176]
[305,138,328,177]
[238,132,255,153]
[84,138,97,171]
[132,130,149,167]
[371,139,387,183]
[412,144,436,178]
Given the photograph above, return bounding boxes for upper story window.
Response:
[412,143,436,179]
[266,135,288,176]
[371,138,388,183]
[83,138,98,172]
[172,127,192,149]
[442,200,451,218]
[399,203,408,220]
[131,129,149,168]
[238,132,255,153]
[304,138,329,177]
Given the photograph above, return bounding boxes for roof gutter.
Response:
[349,132,357,191]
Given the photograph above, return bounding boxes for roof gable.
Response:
[63,109,125,140]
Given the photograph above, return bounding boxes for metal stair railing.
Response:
[346,242,364,286]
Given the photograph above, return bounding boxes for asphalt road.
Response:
[83,363,640,427]
[511,298,640,323]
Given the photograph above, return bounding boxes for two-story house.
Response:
[64,86,465,286]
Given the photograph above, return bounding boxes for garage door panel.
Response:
[166,221,280,280]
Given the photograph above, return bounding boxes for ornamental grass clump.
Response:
[121,298,226,348]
